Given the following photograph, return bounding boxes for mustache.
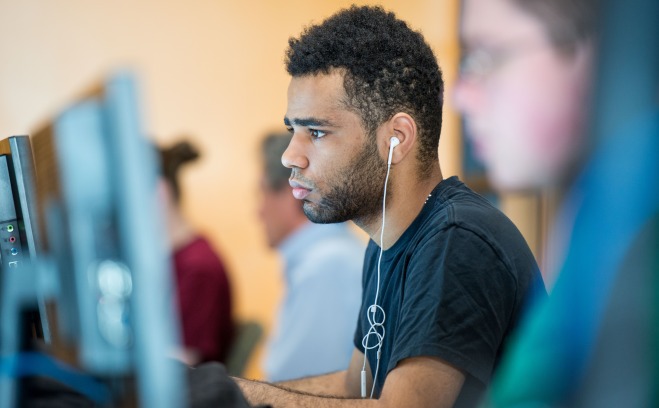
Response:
[289,169,317,190]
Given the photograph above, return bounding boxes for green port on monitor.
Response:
[6,225,13,232]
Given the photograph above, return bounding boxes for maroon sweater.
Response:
[173,236,233,363]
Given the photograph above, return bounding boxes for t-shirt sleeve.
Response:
[388,225,517,384]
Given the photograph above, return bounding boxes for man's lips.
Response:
[289,180,311,200]
[292,188,310,200]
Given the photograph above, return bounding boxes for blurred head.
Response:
[155,139,201,250]
[158,139,200,207]
[283,6,444,225]
[454,0,597,191]
[258,133,308,248]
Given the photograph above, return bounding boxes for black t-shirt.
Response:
[354,176,545,407]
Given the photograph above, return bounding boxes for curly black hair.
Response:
[285,5,444,179]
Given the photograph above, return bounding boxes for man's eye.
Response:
[310,129,326,138]
[286,127,294,134]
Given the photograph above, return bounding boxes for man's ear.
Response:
[379,112,417,165]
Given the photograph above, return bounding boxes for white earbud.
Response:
[387,136,400,166]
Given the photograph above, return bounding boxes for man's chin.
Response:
[303,202,345,224]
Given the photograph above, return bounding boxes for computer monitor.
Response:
[0,135,50,342]
[29,72,186,407]
[0,135,43,287]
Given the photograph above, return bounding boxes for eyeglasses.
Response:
[459,41,549,79]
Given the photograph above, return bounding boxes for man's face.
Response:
[283,72,386,226]
[454,0,591,191]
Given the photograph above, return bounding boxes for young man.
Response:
[258,133,364,382]
[236,6,544,407]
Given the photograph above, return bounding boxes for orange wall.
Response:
[0,0,460,378]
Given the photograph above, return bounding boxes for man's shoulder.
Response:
[414,181,537,273]
[302,224,365,255]
[288,226,364,280]
[414,182,502,242]
[431,181,523,242]
[303,237,365,270]
[174,236,227,278]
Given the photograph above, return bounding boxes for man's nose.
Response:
[281,133,309,170]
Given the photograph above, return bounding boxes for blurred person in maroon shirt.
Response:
[158,139,234,366]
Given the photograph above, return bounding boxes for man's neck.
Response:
[358,169,443,250]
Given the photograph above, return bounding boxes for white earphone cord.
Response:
[360,138,397,398]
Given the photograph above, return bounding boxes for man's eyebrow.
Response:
[283,117,335,127]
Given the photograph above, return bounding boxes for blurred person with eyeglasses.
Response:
[455,0,659,406]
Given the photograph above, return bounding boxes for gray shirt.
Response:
[264,222,365,382]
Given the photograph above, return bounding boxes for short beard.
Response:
[302,138,388,226]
